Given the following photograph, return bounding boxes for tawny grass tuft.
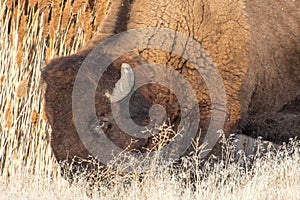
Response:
[16,79,28,98]
[30,109,40,125]
[4,100,12,130]
[0,75,5,89]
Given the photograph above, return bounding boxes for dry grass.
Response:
[5,0,107,61]
[0,1,300,199]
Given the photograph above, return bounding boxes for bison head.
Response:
[42,28,230,170]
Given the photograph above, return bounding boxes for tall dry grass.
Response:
[0,0,97,177]
[5,0,109,60]
[0,0,300,199]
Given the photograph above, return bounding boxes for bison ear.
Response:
[111,63,135,103]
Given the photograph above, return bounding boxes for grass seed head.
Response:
[16,79,28,98]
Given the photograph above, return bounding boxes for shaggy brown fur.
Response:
[239,0,300,142]
[42,0,299,163]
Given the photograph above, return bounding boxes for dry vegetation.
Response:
[0,1,299,199]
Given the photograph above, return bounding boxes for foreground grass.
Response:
[0,147,299,200]
[0,1,299,200]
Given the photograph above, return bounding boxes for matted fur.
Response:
[42,0,299,163]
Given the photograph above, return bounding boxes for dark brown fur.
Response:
[239,0,300,142]
[42,0,299,163]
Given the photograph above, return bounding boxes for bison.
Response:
[42,0,300,166]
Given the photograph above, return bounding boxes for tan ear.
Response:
[111,63,135,103]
